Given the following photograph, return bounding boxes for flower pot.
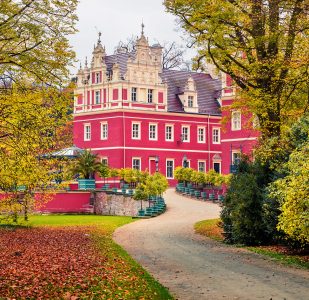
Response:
[78,179,95,190]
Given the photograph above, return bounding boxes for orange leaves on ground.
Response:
[0,227,108,299]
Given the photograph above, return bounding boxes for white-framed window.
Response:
[95,91,100,104]
[213,162,221,174]
[84,124,91,141]
[149,123,157,140]
[198,161,206,173]
[95,72,100,83]
[101,122,108,140]
[148,89,153,103]
[212,128,220,144]
[188,95,194,107]
[198,127,205,143]
[165,124,174,141]
[232,151,241,165]
[132,122,141,140]
[232,111,241,131]
[101,157,108,166]
[131,87,137,102]
[132,158,141,170]
[182,126,190,142]
[166,159,174,179]
[182,158,190,168]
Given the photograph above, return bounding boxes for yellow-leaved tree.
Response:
[0,0,78,223]
[164,0,309,138]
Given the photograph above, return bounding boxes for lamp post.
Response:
[155,156,159,172]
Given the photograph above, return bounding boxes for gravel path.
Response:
[113,189,309,300]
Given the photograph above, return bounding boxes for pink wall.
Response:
[74,111,223,185]
[37,192,91,213]
[221,98,259,174]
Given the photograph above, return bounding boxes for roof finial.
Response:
[85,56,88,67]
[141,21,145,36]
[79,61,82,69]
[98,31,102,44]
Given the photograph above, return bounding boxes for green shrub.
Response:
[221,158,279,245]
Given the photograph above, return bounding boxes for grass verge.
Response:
[0,215,173,299]
[194,218,309,270]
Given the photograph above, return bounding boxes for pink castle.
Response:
[73,29,258,186]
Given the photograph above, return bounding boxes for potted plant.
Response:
[205,169,218,201]
[71,150,100,190]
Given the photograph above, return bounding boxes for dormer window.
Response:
[188,96,194,107]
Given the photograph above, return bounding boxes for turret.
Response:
[135,23,151,64]
[91,32,106,69]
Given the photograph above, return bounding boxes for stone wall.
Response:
[94,192,149,216]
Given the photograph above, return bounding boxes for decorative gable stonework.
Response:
[74,29,221,116]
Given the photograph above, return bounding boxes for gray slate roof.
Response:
[104,53,222,116]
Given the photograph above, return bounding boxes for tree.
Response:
[0,1,77,223]
[269,139,309,245]
[115,36,185,70]
[133,172,169,201]
[71,150,100,179]
[0,89,72,223]
[0,0,78,88]
[98,164,110,185]
[164,0,309,137]
[162,41,185,70]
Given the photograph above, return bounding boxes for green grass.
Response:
[194,218,224,241]
[194,218,308,270]
[246,247,309,270]
[29,214,133,230]
[1,215,174,299]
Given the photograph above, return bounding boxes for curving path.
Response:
[113,189,309,300]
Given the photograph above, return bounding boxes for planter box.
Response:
[78,179,96,190]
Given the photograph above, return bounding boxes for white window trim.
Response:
[232,151,241,165]
[95,90,101,104]
[84,123,91,141]
[132,122,141,140]
[181,125,190,143]
[182,158,191,168]
[100,122,108,140]
[165,124,174,142]
[213,161,221,174]
[132,157,141,171]
[149,123,158,141]
[147,89,153,103]
[131,87,137,102]
[198,160,206,173]
[231,110,241,131]
[101,157,108,166]
[188,95,194,108]
[197,126,206,144]
[212,128,221,144]
[166,159,175,179]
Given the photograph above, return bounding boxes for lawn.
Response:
[194,218,309,270]
[0,215,173,299]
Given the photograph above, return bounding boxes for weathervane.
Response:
[98,31,102,44]
[141,21,145,35]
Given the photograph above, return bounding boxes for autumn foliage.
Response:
[0,225,172,299]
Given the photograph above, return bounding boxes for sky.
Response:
[69,0,194,73]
